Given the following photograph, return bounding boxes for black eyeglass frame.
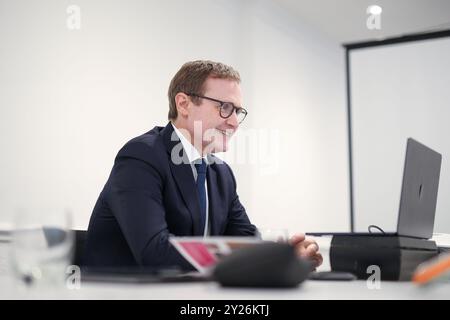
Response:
[186,93,248,124]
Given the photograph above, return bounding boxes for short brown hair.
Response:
[167,60,241,120]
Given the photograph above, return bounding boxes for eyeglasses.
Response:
[187,93,248,124]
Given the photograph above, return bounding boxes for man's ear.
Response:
[175,92,190,118]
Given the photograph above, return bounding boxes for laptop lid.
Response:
[396,138,442,239]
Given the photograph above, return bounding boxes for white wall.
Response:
[0,0,349,234]
[350,37,450,234]
[228,1,349,233]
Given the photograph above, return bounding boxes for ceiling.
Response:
[275,0,450,44]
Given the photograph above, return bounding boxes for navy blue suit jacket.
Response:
[83,123,257,270]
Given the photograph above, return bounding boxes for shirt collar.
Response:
[171,122,208,164]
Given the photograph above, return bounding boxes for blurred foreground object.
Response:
[10,209,74,288]
[412,252,450,285]
[213,242,311,287]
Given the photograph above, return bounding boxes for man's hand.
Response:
[289,234,323,269]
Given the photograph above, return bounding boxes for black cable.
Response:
[368,225,385,234]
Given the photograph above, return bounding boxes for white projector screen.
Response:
[349,34,450,234]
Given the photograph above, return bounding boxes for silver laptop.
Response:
[308,138,442,239]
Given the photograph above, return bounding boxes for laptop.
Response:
[80,266,213,284]
[307,138,442,239]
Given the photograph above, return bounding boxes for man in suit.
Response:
[84,60,323,270]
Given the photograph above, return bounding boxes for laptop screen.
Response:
[396,138,442,239]
[306,138,442,239]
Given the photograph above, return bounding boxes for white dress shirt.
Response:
[171,123,210,236]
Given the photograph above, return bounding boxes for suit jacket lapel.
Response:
[162,123,203,236]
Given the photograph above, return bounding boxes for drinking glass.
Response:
[10,208,74,288]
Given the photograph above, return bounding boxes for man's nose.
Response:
[226,110,239,128]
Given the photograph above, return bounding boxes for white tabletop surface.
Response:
[0,273,449,300]
[1,233,449,300]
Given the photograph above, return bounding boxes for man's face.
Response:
[185,77,242,154]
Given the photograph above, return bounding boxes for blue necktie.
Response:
[194,159,207,234]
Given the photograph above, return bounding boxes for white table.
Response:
[1,233,449,300]
[0,273,449,300]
